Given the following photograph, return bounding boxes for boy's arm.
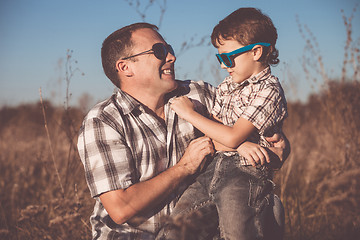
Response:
[171,96,255,149]
[209,114,240,151]
[213,133,288,167]
[211,107,288,167]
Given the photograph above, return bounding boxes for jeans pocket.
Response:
[248,178,272,209]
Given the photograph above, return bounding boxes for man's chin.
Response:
[167,79,178,91]
[163,74,176,83]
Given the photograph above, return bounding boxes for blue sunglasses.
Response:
[216,42,271,68]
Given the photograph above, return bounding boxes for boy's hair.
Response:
[211,8,279,66]
[101,22,159,87]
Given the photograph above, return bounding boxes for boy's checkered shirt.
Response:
[212,67,288,165]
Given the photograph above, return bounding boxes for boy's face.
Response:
[217,38,261,84]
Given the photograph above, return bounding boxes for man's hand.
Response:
[266,133,290,162]
[177,136,214,175]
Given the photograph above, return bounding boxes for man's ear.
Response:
[116,60,133,77]
[252,45,264,61]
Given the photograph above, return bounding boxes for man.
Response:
[77,22,289,239]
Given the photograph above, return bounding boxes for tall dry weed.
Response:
[0,101,93,239]
[0,49,93,239]
[275,6,360,240]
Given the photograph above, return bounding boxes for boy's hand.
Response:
[170,96,195,120]
[237,142,269,166]
[237,133,290,168]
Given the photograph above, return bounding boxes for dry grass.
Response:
[1,83,358,240]
[275,80,360,240]
[0,101,93,239]
[274,6,360,240]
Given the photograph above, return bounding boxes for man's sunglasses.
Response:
[121,43,175,61]
[216,42,271,68]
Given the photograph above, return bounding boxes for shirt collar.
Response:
[165,80,191,101]
[115,89,142,115]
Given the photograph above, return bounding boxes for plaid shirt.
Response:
[77,80,215,239]
[212,67,288,165]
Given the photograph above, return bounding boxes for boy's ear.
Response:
[116,60,133,77]
[252,45,264,61]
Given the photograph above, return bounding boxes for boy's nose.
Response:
[220,62,228,69]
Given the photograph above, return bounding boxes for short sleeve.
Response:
[240,85,287,136]
[77,117,134,197]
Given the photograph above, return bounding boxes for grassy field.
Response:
[276,80,360,239]
[0,101,93,239]
[0,79,359,240]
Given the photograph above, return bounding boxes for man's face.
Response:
[126,28,177,97]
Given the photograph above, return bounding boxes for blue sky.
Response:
[0,0,359,107]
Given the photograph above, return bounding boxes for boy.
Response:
[161,8,287,240]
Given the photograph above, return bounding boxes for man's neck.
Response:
[123,88,166,120]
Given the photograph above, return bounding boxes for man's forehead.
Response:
[131,28,164,42]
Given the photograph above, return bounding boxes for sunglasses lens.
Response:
[222,56,232,67]
[167,45,175,57]
[219,54,232,67]
[153,43,166,60]
[152,43,175,60]
[216,55,222,64]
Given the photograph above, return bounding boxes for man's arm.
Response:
[99,136,214,225]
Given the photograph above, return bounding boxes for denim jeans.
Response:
[156,152,284,240]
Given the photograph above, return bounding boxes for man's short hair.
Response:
[101,23,159,88]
